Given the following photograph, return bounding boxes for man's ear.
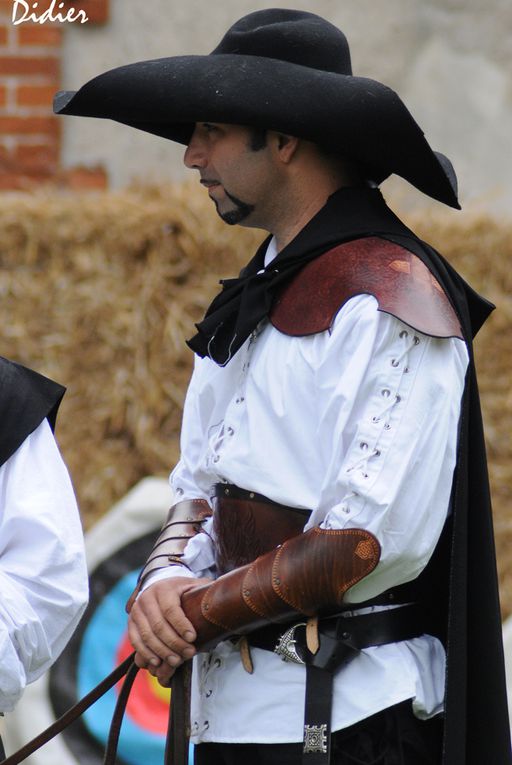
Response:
[273,133,300,163]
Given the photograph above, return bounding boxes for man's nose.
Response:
[183,131,207,169]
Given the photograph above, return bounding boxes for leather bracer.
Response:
[181,526,380,652]
[126,498,212,611]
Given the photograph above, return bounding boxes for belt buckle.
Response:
[274,622,307,664]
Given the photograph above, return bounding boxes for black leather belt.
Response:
[248,604,425,765]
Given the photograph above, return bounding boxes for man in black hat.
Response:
[56,9,511,765]
[0,359,88,758]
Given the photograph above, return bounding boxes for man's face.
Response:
[183,123,280,228]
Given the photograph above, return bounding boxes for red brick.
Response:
[0,83,6,106]
[9,0,95,23]
[59,165,108,189]
[0,171,53,190]
[62,0,109,24]
[0,115,60,135]
[14,142,58,171]
[11,0,63,14]
[17,25,63,47]
[0,0,13,15]
[0,55,59,77]
[16,83,56,107]
[0,24,8,45]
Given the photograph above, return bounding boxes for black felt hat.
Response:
[54,8,459,208]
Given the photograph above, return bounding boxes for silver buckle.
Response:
[274,622,307,664]
[303,724,328,754]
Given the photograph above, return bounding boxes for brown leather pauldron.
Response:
[270,236,463,340]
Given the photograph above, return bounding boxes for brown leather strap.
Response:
[103,661,140,765]
[126,498,212,611]
[166,663,192,765]
[1,655,135,765]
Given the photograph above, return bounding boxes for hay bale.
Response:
[0,183,262,527]
[0,184,511,617]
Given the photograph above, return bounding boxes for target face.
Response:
[49,531,194,765]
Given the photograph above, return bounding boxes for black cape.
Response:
[192,188,511,764]
[0,356,65,467]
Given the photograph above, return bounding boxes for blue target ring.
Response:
[49,531,194,765]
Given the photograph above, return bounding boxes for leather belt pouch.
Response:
[212,483,310,574]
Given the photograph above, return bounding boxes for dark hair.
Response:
[248,127,268,151]
[247,127,365,184]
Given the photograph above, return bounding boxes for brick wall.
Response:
[0,0,109,190]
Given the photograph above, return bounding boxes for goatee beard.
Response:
[214,189,255,225]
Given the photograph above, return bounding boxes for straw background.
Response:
[0,184,511,616]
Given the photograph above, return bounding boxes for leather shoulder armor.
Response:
[270,237,463,339]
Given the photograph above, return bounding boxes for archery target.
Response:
[49,531,194,765]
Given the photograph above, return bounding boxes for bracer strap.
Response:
[181,527,380,652]
[126,498,212,611]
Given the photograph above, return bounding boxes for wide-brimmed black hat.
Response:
[54,8,459,208]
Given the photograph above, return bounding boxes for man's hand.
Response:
[128,576,210,685]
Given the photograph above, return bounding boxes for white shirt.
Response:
[151,242,469,743]
[0,419,88,713]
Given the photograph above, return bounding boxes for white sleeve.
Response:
[306,294,469,602]
[0,419,88,712]
[142,357,217,588]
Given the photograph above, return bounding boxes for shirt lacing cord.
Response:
[390,330,421,371]
[207,423,227,465]
[341,331,420,507]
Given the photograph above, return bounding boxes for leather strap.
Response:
[0,655,136,765]
[126,498,212,611]
[303,666,334,764]
[249,605,425,765]
[167,663,192,765]
[103,661,140,765]
[249,604,424,660]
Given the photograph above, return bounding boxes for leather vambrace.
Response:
[126,498,212,611]
[181,526,380,652]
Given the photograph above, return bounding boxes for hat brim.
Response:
[54,54,460,209]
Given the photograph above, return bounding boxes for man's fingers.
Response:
[128,576,211,664]
[130,596,200,661]
[156,662,176,686]
[128,609,179,665]
[155,576,211,643]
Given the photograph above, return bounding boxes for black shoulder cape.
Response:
[0,356,65,467]
[190,187,511,764]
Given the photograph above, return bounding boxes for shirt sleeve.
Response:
[0,419,89,712]
[158,355,218,579]
[305,294,469,602]
[139,356,219,592]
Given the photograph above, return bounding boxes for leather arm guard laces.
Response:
[126,498,212,610]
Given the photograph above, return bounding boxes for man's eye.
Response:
[202,123,219,134]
